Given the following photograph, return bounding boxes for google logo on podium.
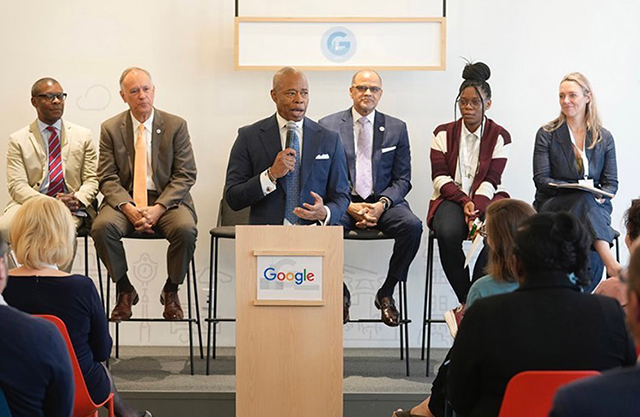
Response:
[256,255,323,301]
[263,267,315,285]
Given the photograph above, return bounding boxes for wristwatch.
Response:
[379,197,391,211]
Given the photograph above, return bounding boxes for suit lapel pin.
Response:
[156,129,161,134]
[379,126,385,132]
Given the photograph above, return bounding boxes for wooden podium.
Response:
[235,225,343,417]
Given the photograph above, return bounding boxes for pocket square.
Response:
[381,146,397,153]
[315,153,330,160]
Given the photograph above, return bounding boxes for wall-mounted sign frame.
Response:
[235,17,446,71]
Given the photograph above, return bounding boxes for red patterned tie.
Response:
[46,126,64,196]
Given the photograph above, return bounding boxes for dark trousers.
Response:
[91,192,197,285]
[432,200,488,304]
[340,199,423,295]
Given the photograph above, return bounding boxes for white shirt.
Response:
[260,113,331,225]
[36,118,65,194]
[0,293,7,307]
[568,126,590,179]
[130,110,157,192]
[456,120,483,195]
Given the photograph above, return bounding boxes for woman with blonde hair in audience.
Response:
[3,197,151,417]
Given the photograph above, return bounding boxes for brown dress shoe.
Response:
[160,291,184,320]
[111,289,139,322]
[374,294,399,327]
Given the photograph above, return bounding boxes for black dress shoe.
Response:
[374,294,399,327]
[343,293,351,324]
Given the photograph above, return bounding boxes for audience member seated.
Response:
[0,77,98,272]
[0,239,74,417]
[550,240,640,416]
[446,212,635,417]
[428,61,511,325]
[533,72,619,291]
[3,197,151,417]
[594,199,640,313]
[393,198,535,417]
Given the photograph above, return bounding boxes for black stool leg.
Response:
[212,237,220,361]
[399,282,404,361]
[191,258,204,359]
[83,235,89,277]
[206,235,215,375]
[401,281,410,376]
[187,262,194,375]
[97,253,105,314]
[426,234,435,376]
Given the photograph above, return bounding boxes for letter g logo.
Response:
[321,27,357,63]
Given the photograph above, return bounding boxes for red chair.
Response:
[498,370,600,417]
[36,315,114,417]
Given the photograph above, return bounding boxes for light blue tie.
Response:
[284,121,300,224]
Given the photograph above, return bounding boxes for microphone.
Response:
[285,124,297,156]
[286,128,293,150]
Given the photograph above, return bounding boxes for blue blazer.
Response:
[0,305,74,417]
[225,114,350,225]
[318,109,412,205]
[551,366,640,416]
[533,122,618,209]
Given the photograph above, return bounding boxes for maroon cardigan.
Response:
[427,118,511,227]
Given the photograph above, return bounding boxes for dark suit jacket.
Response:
[98,108,197,217]
[225,114,350,225]
[318,108,412,205]
[447,272,636,417]
[550,365,640,417]
[0,304,74,417]
[533,122,617,210]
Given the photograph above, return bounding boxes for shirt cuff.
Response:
[320,205,331,226]
[260,169,277,196]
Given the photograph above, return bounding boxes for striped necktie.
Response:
[46,126,64,196]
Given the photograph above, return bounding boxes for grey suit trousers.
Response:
[91,192,197,285]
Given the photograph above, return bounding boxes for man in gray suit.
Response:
[319,69,422,326]
[92,67,197,321]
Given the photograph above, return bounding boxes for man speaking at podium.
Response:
[225,67,350,227]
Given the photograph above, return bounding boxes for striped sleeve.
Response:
[430,130,471,205]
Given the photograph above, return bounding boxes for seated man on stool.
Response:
[0,77,98,272]
[319,69,423,326]
[225,67,350,226]
[92,67,197,321]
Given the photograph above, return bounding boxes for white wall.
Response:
[1,0,638,348]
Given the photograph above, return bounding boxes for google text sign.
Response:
[256,255,323,301]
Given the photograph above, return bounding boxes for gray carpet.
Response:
[111,347,447,393]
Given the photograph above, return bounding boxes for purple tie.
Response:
[355,117,372,199]
[46,126,64,196]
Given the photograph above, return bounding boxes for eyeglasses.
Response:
[35,92,67,102]
[353,85,382,93]
[457,98,483,109]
